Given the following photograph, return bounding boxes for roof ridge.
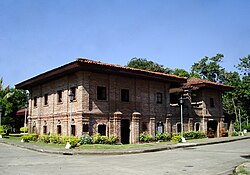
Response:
[76,58,187,80]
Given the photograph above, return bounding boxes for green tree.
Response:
[191,54,225,82]
[236,55,250,76]
[127,57,173,74]
[0,78,28,131]
[172,68,190,78]
[234,56,250,120]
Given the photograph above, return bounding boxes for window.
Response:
[57,90,63,103]
[34,97,37,107]
[70,87,76,101]
[44,94,48,105]
[57,125,62,135]
[121,89,129,102]
[43,126,47,135]
[156,92,163,104]
[83,124,89,132]
[71,125,76,136]
[98,124,106,136]
[210,98,215,107]
[195,123,200,131]
[97,86,107,100]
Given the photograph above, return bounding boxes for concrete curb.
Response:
[1,136,250,156]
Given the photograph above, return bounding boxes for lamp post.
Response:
[179,96,186,143]
[24,101,28,134]
[0,105,2,138]
[65,91,74,149]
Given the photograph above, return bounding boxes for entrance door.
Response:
[207,120,218,137]
[121,119,130,144]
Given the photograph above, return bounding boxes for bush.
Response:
[21,134,38,142]
[172,135,182,143]
[62,136,79,147]
[20,127,28,133]
[30,134,39,141]
[184,131,206,140]
[21,135,32,142]
[139,132,153,143]
[39,135,50,143]
[79,135,93,145]
[50,134,62,144]
[107,135,118,144]
[232,131,239,136]
[69,137,80,148]
[0,125,11,135]
[155,132,171,142]
[242,121,250,132]
[93,133,108,144]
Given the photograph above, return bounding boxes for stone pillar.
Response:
[113,111,122,143]
[228,120,234,136]
[131,112,141,144]
[149,117,155,139]
[165,118,171,134]
[201,117,207,133]
[188,118,193,132]
[217,118,224,137]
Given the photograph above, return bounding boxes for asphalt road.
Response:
[0,139,249,175]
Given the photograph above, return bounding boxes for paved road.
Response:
[0,139,249,175]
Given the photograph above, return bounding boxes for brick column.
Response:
[113,111,122,143]
[149,117,155,139]
[228,120,234,136]
[131,112,141,144]
[165,118,171,133]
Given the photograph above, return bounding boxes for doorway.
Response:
[121,119,130,144]
[207,120,218,137]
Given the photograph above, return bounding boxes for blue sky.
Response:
[0,0,250,87]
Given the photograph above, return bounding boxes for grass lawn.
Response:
[2,132,249,150]
[77,142,173,150]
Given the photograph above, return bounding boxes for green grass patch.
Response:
[235,165,250,175]
[77,143,159,150]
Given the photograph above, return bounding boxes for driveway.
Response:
[0,139,249,175]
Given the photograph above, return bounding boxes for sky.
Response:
[0,0,250,87]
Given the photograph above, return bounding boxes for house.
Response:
[169,78,234,137]
[15,58,186,144]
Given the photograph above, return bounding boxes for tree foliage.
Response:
[0,78,28,130]
[127,57,172,74]
[191,54,225,82]
[171,68,190,78]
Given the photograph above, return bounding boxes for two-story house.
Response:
[16,58,186,144]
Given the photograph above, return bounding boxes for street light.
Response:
[0,105,2,138]
[179,96,186,143]
[65,90,74,149]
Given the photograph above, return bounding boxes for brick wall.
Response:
[28,71,172,143]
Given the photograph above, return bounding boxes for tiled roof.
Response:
[183,78,234,91]
[76,58,186,80]
[16,58,187,89]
